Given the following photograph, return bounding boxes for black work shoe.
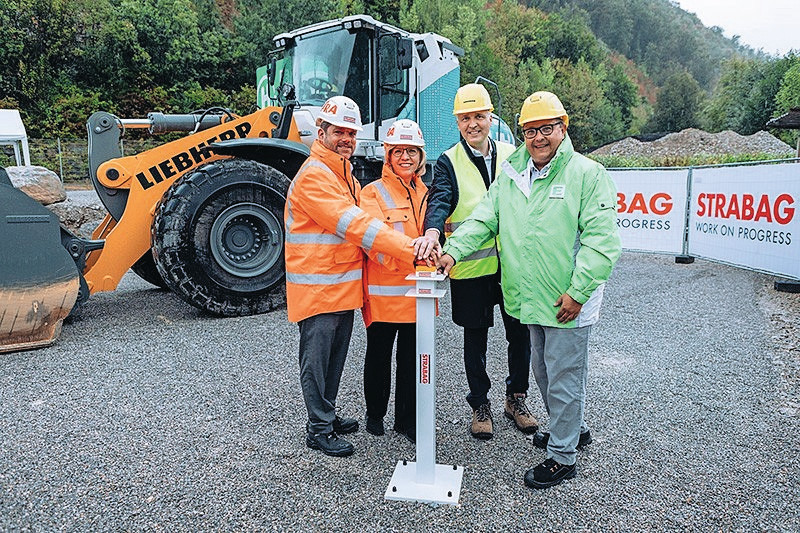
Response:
[332,416,359,434]
[523,458,577,489]
[306,431,354,457]
[366,416,385,436]
[531,430,592,450]
[394,426,416,444]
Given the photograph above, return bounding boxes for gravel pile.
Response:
[1,253,798,530]
[591,128,794,158]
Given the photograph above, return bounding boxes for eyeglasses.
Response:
[521,122,562,139]
[389,147,420,158]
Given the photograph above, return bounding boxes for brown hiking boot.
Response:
[504,393,539,434]
[471,402,493,440]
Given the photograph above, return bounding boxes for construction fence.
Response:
[609,159,800,280]
[0,138,162,182]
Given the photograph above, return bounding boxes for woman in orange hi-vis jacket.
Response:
[360,119,430,443]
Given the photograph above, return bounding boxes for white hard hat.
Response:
[316,95,363,131]
[384,119,425,147]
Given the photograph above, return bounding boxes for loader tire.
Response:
[152,159,289,316]
[131,252,168,289]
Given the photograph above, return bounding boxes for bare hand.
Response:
[411,237,441,266]
[554,293,582,324]
[413,229,440,261]
[437,253,455,276]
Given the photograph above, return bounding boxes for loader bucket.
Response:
[0,169,80,353]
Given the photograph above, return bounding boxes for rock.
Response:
[46,190,107,239]
[6,165,67,205]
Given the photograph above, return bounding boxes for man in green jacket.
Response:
[438,91,621,489]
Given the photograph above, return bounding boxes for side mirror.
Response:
[398,38,413,70]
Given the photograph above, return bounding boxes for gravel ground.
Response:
[1,253,798,531]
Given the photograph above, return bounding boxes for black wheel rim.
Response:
[209,203,283,278]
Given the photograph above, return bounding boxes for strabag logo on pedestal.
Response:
[419,353,430,384]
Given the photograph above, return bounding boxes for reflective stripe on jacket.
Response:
[444,140,515,279]
[443,134,621,328]
[284,140,415,323]
[360,165,428,325]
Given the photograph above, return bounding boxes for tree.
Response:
[774,59,800,112]
[647,70,705,132]
[773,58,800,146]
[603,61,639,132]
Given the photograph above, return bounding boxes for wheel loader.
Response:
[0,15,515,353]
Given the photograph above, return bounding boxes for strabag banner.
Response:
[688,163,799,279]
[609,169,688,254]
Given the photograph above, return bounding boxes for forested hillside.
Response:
[1,0,798,151]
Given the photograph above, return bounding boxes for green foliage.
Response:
[398,0,637,150]
[528,0,760,89]
[591,152,795,168]
[0,0,83,118]
[44,86,113,138]
[647,70,706,133]
[772,58,800,147]
[774,60,800,112]
[702,55,795,135]
[1,0,786,154]
[341,0,401,23]
[603,62,639,131]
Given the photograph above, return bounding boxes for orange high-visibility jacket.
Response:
[360,165,428,326]
[284,140,415,323]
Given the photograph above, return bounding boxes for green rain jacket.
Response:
[443,134,621,328]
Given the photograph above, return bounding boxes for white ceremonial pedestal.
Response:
[384,269,464,506]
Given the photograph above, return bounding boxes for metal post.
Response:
[384,268,464,505]
[675,166,695,264]
[57,138,64,182]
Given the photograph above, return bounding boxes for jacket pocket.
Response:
[385,207,411,224]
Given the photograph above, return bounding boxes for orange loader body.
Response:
[85,106,302,295]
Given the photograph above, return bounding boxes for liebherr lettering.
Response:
[135,122,252,190]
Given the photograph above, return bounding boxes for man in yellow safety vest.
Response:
[416,84,536,440]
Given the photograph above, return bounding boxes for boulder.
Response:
[6,165,67,205]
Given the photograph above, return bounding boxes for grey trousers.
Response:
[298,310,354,434]
[529,324,591,466]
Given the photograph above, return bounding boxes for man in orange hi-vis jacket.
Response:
[284,96,425,458]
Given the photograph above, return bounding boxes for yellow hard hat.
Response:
[518,91,569,127]
[453,84,493,115]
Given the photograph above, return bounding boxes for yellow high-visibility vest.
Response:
[445,140,515,279]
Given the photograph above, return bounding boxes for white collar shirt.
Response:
[469,142,494,181]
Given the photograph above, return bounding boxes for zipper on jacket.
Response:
[397,176,422,232]
[342,158,357,203]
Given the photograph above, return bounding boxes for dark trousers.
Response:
[298,311,354,434]
[363,322,416,431]
[451,270,532,409]
[464,305,531,409]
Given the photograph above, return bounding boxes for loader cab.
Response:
[257,15,512,184]
[260,16,441,182]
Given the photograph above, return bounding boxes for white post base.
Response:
[384,460,464,505]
